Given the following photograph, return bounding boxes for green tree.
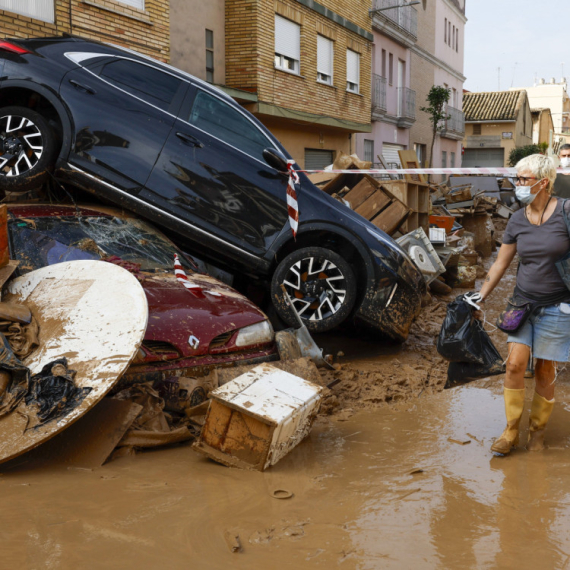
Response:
[507,144,544,167]
[420,86,451,171]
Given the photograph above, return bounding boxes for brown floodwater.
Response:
[3,375,570,569]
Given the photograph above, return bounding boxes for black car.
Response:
[0,36,425,339]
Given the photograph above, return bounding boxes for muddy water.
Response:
[4,380,570,569]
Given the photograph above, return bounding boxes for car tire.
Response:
[0,106,57,192]
[271,246,357,333]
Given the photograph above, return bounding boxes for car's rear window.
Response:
[9,215,196,273]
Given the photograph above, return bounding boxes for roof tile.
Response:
[463,90,526,122]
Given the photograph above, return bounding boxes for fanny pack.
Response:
[496,291,536,333]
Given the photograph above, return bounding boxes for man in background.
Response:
[553,144,570,197]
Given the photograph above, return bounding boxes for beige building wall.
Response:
[170,0,225,83]
[0,0,170,61]
[522,82,570,134]
[532,110,554,146]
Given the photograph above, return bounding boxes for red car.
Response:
[6,204,277,384]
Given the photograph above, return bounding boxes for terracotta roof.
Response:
[463,90,527,122]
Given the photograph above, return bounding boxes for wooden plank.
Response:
[343,177,377,210]
[398,150,427,184]
[354,190,391,220]
[370,201,410,235]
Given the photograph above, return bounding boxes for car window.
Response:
[9,216,196,273]
[187,90,273,161]
[98,59,183,111]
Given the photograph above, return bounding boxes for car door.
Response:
[141,86,289,260]
[59,54,187,192]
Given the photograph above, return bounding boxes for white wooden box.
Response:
[193,364,323,470]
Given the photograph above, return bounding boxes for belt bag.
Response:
[496,292,536,333]
[557,198,570,290]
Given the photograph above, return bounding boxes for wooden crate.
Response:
[343,177,377,210]
[354,190,392,220]
[370,200,410,235]
[193,364,323,471]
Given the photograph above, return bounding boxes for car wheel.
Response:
[271,247,357,333]
[0,106,57,192]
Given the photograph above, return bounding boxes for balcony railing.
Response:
[372,74,387,115]
[371,0,418,39]
[397,87,416,120]
[441,105,465,136]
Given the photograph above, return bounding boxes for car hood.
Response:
[142,273,268,358]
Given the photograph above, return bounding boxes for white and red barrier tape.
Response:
[299,167,570,176]
[286,159,301,237]
[173,254,222,298]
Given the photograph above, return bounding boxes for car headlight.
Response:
[235,320,274,347]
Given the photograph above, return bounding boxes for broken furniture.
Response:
[381,180,430,233]
[193,363,323,471]
[0,260,148,464]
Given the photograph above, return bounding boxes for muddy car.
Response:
[6,204,277,384]
[0,36,425,340]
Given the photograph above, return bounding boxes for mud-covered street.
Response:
[3,248,570,570]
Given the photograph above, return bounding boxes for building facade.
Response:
[462,90,533,167]
[408,0,466,173]
[0,0,170,61]
[222,0,373,169]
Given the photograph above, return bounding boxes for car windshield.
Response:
[9,215,196,273]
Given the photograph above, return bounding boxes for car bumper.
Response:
[119,346,279,388]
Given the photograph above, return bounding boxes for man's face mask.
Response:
[561,156,570,168]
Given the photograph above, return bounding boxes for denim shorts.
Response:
[507,303,570,362]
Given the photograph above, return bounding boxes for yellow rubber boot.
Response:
[527,392,555,451]
[490,388,526,455]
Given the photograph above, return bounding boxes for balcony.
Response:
[440,106,465,139]
[397,87,416,128]
[372,74,387,119]
[371,0,418,42]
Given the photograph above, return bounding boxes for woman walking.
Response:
[476,154,570,455]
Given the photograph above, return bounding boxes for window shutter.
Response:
[0,0,54,22]
[317,35,333,77]
[116,0,144,8]
[346,49,359,84]
[275,15,300,61]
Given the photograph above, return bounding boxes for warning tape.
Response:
[298,167,570,176]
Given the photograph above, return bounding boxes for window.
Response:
[363,140,374,163]
[444,18,447,43]
[453,26,455,49]
[456,29,459,52]
[317,35,334,85]
[275,14,300,74]
[442,150,447,168]
[448,21,451,45]
[117,0,144,7]
[388,53,394,85]
[99,59,183,111]
[188,91,273,161]
[414,143,427,167]
[0,0,54,22]
[473,123,481,135]
[451,152,456,168]
[206,29,214,83]
[381,49,387,79]
[346,49,360,93]
[452,87,457,107]
[305,149,334,170]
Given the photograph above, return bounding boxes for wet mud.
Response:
[4,237,570,568]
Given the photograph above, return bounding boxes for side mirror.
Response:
[263,148,289,173]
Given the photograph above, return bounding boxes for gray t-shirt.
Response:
[503,199,570,297]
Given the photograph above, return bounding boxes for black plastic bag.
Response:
[437,295,504,388]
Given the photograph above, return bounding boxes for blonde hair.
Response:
[516,154,556,193]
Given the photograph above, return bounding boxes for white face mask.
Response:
[515,179,542,205]
[561,157,570,168]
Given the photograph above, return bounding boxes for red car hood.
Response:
[142,272,268,357]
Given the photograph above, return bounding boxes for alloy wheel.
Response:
[282,255,347,322]
[0,114,44,177]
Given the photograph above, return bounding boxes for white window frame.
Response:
[116,0,145,9]
[317,35,334,85]
[346,49,360,94]
[274,14,300,75]
[0,0,54,23]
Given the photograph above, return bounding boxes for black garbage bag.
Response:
[24,358,91,427]
[0,332,31,418]
[437,295,504,389]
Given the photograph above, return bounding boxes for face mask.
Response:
[515,179,542,205]
[561,157,570,168]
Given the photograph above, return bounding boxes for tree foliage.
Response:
[507,144,544,167]
[420,86,451,170]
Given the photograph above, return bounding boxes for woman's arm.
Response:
[479,242,517,301]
